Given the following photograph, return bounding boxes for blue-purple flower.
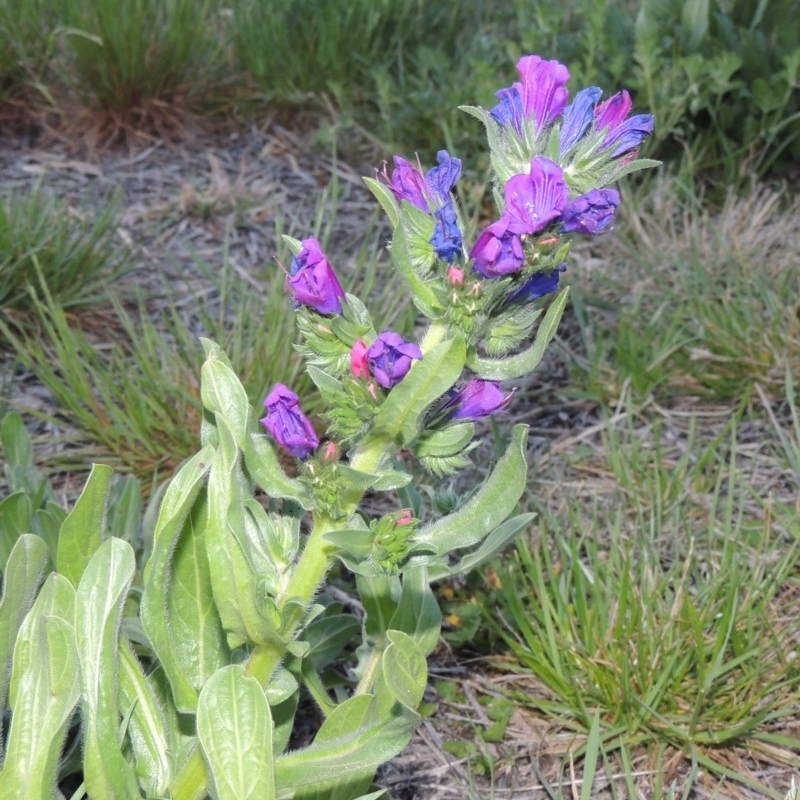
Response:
[385,150,461,212]
[491,56,570,135]
[561,188,620,235]
[506,264,567,305]
[445,379,513,420]
[559,86,602,157]
[260,384,319,459]
[594,90,655,158]
[470,216,525,277]
[503,157,569,236]
[287,237,345,315]
[431,200,463,262]
[367,332,422,388]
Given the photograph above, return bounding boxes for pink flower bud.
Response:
[447,265,465,286]
[350,339,370,380]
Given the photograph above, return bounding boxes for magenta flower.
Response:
[470,216,525,277]
[561,188,620,235]
[594,90,654,157]
[385,150,462,212]
[445,379,513,420]
[559,86,602,157]
[503,158,569,236]
[260,384,319,459]
[506,264,567,305]
[491,55,570,134]
[287,237,345,315]
[367,331,422,388]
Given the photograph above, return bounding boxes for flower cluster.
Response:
[259,54,657,497]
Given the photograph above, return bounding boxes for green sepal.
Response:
[56,462,114,587]
[373,333,466,446]
[282,234,303,256]
[467,287,569,379]
[363,177,400,229]
[329,293,377,345]
[410,424,529,557]
[418,450,477,478]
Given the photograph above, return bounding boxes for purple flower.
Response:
[445,379,513,421]
[431,200,463,262]
[260,384,319,459]
[560,86,602,157]
[490,86,524,132]
[470,216,525,277]
[561,188,620,235]
[504,158,569,236]
[594,90,654,157]
[506,264,567,305]
[367,332,422,389]
[287,237,345,315]
[491,56,570,134]
[386,150,462,212]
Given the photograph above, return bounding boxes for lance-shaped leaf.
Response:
[197,665,276,800]
[242,429,312,507]
[374,334,466,446]
[141,446,221,713]
[467,288,570,380]
[76,537,141,799]
[410,424,529,556]
[274,707,418,791]
[206,415,281,648]
[424,512,536,580]
[56,463,114,586]
[388,566,442,657]
[378,630,427,713]
[0,572,79,800]
[0,534,50,746]
[414,422,475,458]
[118,641,172,797]
[363,177,400,229]
[0,493,32,571]
[201,350,251,448]
[0,411,55,504]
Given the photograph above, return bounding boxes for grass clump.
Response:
[0,0,57,102]
[566,180,800,405]
[62,0,224,141]
[483,419,800,796]
[0,184,130,322]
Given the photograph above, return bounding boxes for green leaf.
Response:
[197,665,276,800]
[414,422,475,458]
[374,333,466,445]
[206,416,281,648]
[356,573,401,643]
[380,631,427,712]
[274,709,418,790]
[242,431,312,507]
[0,493,32,571]
[411,425,529,556]
[56,462,114,587]
[304,614,361,671]
[0,572,79,800]
[0,411,54,504]
[390,221,445,317]
[141,445,218,713]
[426,512,536,580]
[467,288,569,380]
[388,566,442,656]
[118,641,172,798]
[201,352,251,448]
[75,537,141,800]
[363,177,399,228]
[0,534,51,748]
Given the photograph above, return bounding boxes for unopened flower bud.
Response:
[350,339,370,380]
